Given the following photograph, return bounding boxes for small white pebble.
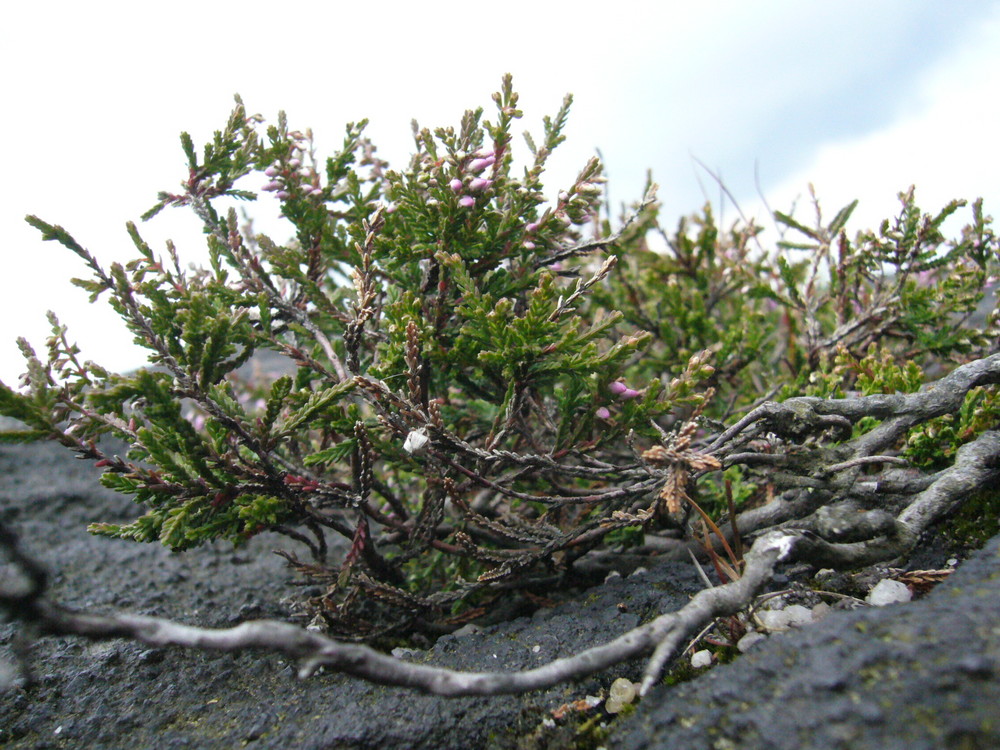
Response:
[629,566,648,578]
[867,579,912,606]
[608,677,637,704]
[532,644,541,653]
[691,649,713,668]
[604,570,622,582]
[737,631,767,652]
[757,609,791,630]
[783,604,814,627]
[811,602,832,621]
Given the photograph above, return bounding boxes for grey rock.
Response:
[611,533,1000,750]
[0,439,705,749]
[867,578,913,606]
[3,437,998,749]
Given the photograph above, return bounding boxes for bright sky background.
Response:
[2,1,998,386]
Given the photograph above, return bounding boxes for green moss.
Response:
[940,487,1000,550]
[662,659,701,687]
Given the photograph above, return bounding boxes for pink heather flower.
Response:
[449,178,463,193]
[264,166,279,177]
[619,388,642,400]
[596,407,611,419]
[310,187,324,197]
[469,177,493,192]
[289,158,301,168]
[523,241,535,250]
[262,181,282,192]
[609,381,628,396]
[459,195,476,208]
[276,191,290,200]
[468,156,495,173]
[525,222,539,233]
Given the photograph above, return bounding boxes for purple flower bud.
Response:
[469,177,493,192]
[264,166,279,177]
[289,158,301,169]
[449,178,463,193]
[523,241,535,250]
[276,191,290,200]
[609,381,628,396]
[468,156,495,173]
[525,222,539,233]
[458,195,476,208]
[262,181,282,191]
[596,407,611,419]
[620,388,642,400]
[310,187,324,197]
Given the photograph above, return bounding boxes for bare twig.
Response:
[0,523,794,698]
[535,186,658,268]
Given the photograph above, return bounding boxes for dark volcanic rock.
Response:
[611,535,1000,750]
[0,437,702,748]
[2,434,999,749]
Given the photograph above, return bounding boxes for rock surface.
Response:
[611,536,1000,750]
[2,435,998,748]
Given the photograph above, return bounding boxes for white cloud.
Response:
[1,2,998,385]
[743,6,1000,236]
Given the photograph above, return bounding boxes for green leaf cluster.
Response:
[2,78,998,637]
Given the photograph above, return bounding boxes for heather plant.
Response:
[2,77,1000,690]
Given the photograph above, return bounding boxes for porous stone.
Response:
[611,533,1000,750]
[690,649,713,668]
[866,578,913,606]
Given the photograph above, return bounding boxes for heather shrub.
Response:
[2,76,997,640]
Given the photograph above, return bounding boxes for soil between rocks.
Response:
[2,435,999,749]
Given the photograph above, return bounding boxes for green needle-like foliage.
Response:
[3,77,998,639]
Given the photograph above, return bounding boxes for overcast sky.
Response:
[1,1,998,385]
